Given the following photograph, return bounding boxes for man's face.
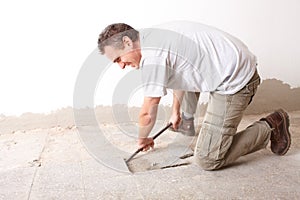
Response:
[104,42,141,70]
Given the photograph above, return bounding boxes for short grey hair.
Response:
[97,23,139,54]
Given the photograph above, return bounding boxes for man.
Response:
[97,21,291,170]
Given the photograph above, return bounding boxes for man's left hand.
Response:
[138,137,154,151]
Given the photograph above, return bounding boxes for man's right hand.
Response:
[169,112,181,130]
[138,138,154,151]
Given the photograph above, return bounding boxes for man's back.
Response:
[140,21,257,95]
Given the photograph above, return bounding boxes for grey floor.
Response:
[1,111,300,199]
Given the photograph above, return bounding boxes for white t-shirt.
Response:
[139,21,257,97]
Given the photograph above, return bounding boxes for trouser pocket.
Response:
[197,124,212,157]
[196,123,235,160]
[237,71,261,105]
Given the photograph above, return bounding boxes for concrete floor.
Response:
[0,111,300,199]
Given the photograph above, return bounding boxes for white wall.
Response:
[0,0,299,115]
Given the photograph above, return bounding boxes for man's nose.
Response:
[117,62,126,69]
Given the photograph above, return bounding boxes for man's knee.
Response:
[194,151,223,171]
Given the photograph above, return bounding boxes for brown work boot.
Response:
[169,114,196,136]
[178,115,196,136]
[260,109,291,155]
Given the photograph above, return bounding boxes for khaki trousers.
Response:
[182,91,200,116]
[194,70,272,170]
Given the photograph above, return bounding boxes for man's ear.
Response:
[122,36,133,47]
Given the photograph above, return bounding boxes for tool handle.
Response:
[125,147,143,163]
[152,122,172,140]
[125,123,172,163]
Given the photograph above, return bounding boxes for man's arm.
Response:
[138,97,161,150]
[169,90,185,130]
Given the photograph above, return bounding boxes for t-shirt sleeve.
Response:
[141,56,169,97]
